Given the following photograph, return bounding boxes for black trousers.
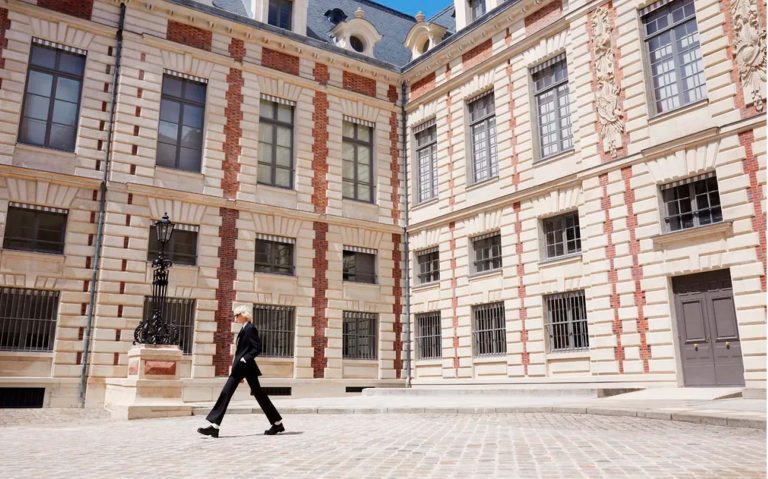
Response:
[206,362,282,426]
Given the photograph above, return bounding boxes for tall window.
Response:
[342,121,374,203]
[0,287,59,352]
[643,0,706,114]
[258,99,294,188]
[147,224,198,266]
[469,0,486,21]
[268,0,293,30]
[253,305,295,358]
[415,123,438,203]
[343,248,377,284]
[532,56,572,159]
[416,247,440,284]
[471,233,502,274]
[661,175,722,232]
[254,236,295,275]
[3,204,67,254]
[472,302,506,356]
[468,93,497,183]
[415,311,442,359]
[157,74,206,172]
[143,297,195,355]
[343,311,377,359]
[544,291,589,352]
[19,42,85,151]
[543,212,581,259]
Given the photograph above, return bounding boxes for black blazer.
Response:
[233,322,262,376]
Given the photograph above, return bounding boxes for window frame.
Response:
[268,0,293,30]
[415,124,438,203]
[544,290,589,352]
[342,249,377,284]
[661,175,723,232]
[542,211,582,260]
[156,74,207,172]
[0,287,59,352]
[471,302,506,357]
[416,248,440,285]
[258,99,295,189]
[469,0,487,21]
[2,205,68,255]
[342,121,375,203]
[415,311,442,360]
[471,233,502,274]
[253,304,295,358]
[18,43,86,152]
[531,57,573,160]
[467,93,498,184]
[147,225,199,266]
[342,311,378,360]
[254,238,295,276]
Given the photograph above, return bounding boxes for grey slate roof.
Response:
[429,5,456,33]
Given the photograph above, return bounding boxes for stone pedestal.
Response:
[104,345,192,420]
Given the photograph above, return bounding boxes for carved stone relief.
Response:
[731,0,767,111]
[591,6,625,157]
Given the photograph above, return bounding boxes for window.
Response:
[253,305,295,357]
[157,74,206,172]
[543,212,581,259]
[268,0,293,30]
[470,0,486,21]
[468,93,497,183]
[258,99,294,188]
[0,287,59,352]
[143,297,195,355]
[3,204,67,254]
[643,0,706,114]
[545,291,589,352]
[19,42,85,151]
[415,311,441,359]
[532,57,572,159]
[254,237,294,275]
[472,302,506,356]
[472,233,502,274]
[342,121,374,203]
[343,311,377,359]
[343,248,377,284]
[416,247,440,284]
[415,123,438,203]
[662,175,722,232]
[147,224,198,266]
[350,36,365,53]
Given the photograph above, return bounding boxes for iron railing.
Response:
[415,311,441,359]
[343,311,377,359]
[142,297,195,354]
[472,302,506,356]
[253,304,295,358]
[544,291,590,352]
[0,287,59,352]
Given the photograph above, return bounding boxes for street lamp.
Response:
[134,212,179,346]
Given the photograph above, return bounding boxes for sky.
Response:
[377,0,450,18]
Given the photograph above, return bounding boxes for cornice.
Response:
[4,0,116,36]
[0,164,102,189]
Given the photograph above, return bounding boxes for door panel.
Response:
[707,291,745,386]
[674,293,716,386]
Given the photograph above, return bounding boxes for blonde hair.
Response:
[233,305,252,322]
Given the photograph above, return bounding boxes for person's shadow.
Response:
[215,431,304,439]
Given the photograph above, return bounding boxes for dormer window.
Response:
[470,0,486,21]
[404,12,447,60]
[268,0,292,29]
[329,7,382,57]
[350,36,365,52]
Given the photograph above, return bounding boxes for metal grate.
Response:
[0,287,59,352]
[0,388,45,408]
[544,291,589,352]
[343,311,377,359]
[143,297,195,355]
[415,311,442,359]
[472,302,506,357]
[253,305,295,358]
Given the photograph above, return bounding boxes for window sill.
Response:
[256,182,295,192]
[534,148,576,166]
[1,248,65,258]
[412,281,440,291]
[415,358,442,365]
[342,197,377,206]
[254,271,296,278]
[0,350,53,358]
[13,142,77,175]
[651,220,733,248]
[473,354,507,363]
[466,176,499,192]
[468,269,503,281]
[342,358,378,362]
[343,280,379,286]
[648,98,709,123]
[546,350,590,361]
[15,142,76,158]
[539,253,582,267]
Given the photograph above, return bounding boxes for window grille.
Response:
[661,174,722,231]
[343,311,377,359]
[253,304,295,358]
[415,311,442,359]
[543,212,581,259]
[3,204,68,254]
[143,297,195,355]
[157,74,206,172]
[468,93,498,183]
[472,302,506,356]
[532,56,572,159]
[544,291,589,352]
[258,99,294,189]
[0,287,59,352]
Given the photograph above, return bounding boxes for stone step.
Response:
[361,387,633,398]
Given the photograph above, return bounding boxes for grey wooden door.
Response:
[672,270,745,387]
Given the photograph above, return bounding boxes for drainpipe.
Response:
[400,80,412,388]
[78,2,126,408]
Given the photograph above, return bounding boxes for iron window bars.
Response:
[661,174,722,231]
[343,311,377,359]
[143,297,195,354]
[342,121,375,203]
[415,311,442,359]
[157,74,206,172]
[544,291,589,352]
[543,211,582,259]
[532,56,573,159]
[472,232,502,273]
[0,287,59,352]
[258,99,294,189]
[253,304,295,358]
[468,92,498,184]
[472,302,506,356]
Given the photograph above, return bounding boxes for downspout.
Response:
[79,2,126,408]
[400,80,412,388]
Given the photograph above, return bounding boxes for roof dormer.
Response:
[404,11,448,60]
[327,7,382,57]
[249,0,309,36]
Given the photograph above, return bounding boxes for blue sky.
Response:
[377,0,450,18]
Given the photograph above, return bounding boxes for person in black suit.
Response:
[197,306,284,438]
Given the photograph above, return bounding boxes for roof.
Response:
[428,5,456,34]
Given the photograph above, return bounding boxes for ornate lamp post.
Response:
[134,212,179,346]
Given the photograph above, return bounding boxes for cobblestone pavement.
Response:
[0,412,764,478]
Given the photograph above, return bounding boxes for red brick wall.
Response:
[392,233,403,378]
[622,167,650,373]
[222,39,244,200]
[167,20,212,51]
[0,8,8,87]
[740,130,767,292]
[387,85,398,103]
[229,37,245,63]
[262,48,300,76]
[313,63,329,85]
[512,202,529,375]
[462,39,492,71]
[600,173,625,373]
[389,112,400,223]
[410,72,435,101]
[213,207,239,376]
[525,0,562,35]
[343,71,377,98]
[311,222,329,378]
[312,92,329,214]
[38,0,93,20]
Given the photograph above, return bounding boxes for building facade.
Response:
[0,0,764,408]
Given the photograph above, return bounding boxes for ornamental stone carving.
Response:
[591,6,625,157]
[731,0,767,111]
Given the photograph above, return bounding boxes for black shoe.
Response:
[197,425,219,438]
[264,423,285,435]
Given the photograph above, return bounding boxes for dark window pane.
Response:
[162,76,183,97]
[26,71,54,97]
[52,100,78,126]
[156,143,177,168]
[160,99,181,123]
[182,105,204,128]
[30,45,56,68]
[255,239,294,275]
[179,147,202,172]
[3,207,67,254]
[54,77,80,103]
[157,75,207,171]
[58,52,86,76]
[19,118,47,145]
[158,121,178,144]
[49,124,76,150]
[23,95,50,121]
[184,82,206,103]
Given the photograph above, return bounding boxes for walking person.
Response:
[198,305,285,437]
